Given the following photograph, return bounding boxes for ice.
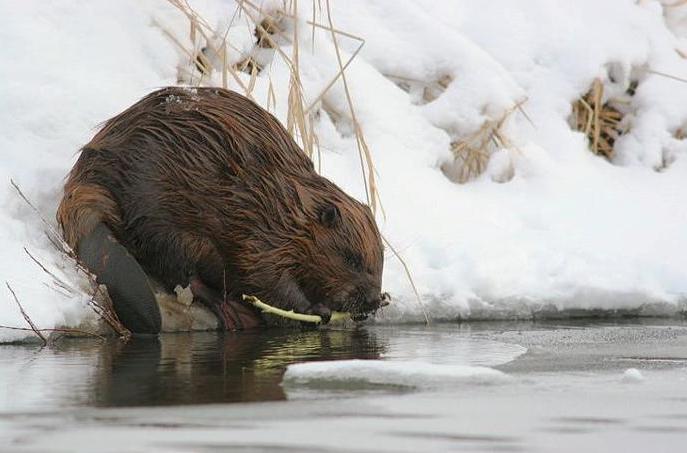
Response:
[622,368,645,383]
[283,359,508,389]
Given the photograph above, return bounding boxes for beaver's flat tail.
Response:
[78,223,161,334]
[57,182,161,335]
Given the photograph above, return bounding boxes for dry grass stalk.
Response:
[382,73,453,104]
[5,282,47,346]
[235,56,262,76]
[647,68,687,84]
[165,0,319,158]
[165,0,253,94]
[256,15,283,48]
[194,48,213,75]
[242,0,365,47]
[424,74,453,103]
[382,236,430,325]
[302,32,365,113]
[447,123,494,184]
[24,247,76,297]
[221,41,228,88]
[443,102,520,184]
[284,0,316,158]
[571,78,626,159]
[324,0,379,213]
[0,324,105,341]
[240,0,379,210]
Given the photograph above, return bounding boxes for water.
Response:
[1,321,687,452]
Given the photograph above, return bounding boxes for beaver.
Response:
[57,87,385,334]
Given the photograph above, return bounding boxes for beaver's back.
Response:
[83,86,314,207]
[74,88,318,227]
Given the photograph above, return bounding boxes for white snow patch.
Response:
[283,359,508,389]
[622,368,645,383]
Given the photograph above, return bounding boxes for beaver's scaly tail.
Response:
[57,182,161,335]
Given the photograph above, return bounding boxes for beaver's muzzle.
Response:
[349,291,390,322]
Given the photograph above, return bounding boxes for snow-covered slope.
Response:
[3,0,687,339]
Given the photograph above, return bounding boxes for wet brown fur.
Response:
[57,87,384,316]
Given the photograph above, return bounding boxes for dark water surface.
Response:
[0,324,525,410]
[82,328,387,407]
[2,321,687,452]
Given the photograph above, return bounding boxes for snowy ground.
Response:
[3,0,687,338]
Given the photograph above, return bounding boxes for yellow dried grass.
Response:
[571,78,626,159]
[442,102,521,184]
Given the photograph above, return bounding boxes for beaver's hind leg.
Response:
[133,233,264,331]
[188,277,264,330]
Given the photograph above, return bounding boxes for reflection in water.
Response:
[0,324,526,411]
[94,328,386,407]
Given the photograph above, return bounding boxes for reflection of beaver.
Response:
[96,329,386,405]
[57,87,385,334]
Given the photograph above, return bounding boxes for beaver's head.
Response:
[291,181,385,321]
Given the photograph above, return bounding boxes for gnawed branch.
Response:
[243,294,350,323]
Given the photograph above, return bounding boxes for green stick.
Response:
[242,295,350,323]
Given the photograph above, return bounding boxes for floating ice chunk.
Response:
[283,360,508,389]
[622,368,645,383]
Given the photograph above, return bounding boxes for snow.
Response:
[3,0,687,338]
[283,359,508,389]
[622,368,645,383]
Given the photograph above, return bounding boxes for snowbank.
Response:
[283,359,507,389]
[3,0,687,339]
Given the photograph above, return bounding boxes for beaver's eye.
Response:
[343,250,364,272]
[319,203,340,228]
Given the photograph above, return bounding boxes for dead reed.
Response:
[441,101,521,184]
[571,78,628,160]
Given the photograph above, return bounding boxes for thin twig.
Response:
[5,282,47,346]
[304,36,365,114]
[647,68,687,84]
[10,180,69,254]
[325,0,378,212]
[242,0,362,40]
[382,236,430,325]
[0,325,105,340]
[24,247,75,296]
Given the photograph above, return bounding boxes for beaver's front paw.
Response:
[307,303,332,324]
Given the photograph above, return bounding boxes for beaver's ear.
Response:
[294,183,315,209]
[319,204,340,228]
